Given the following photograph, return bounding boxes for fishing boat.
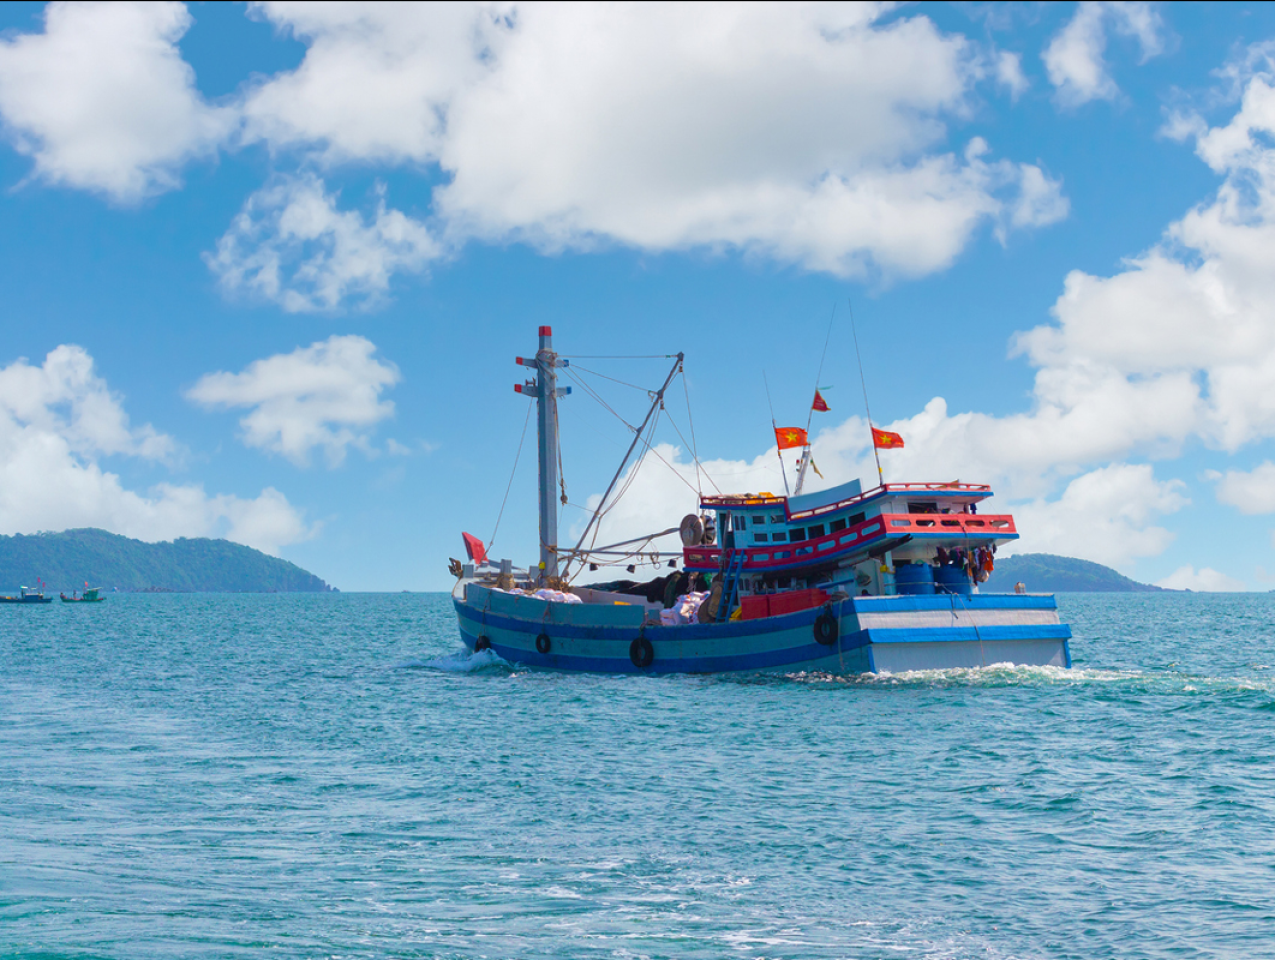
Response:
[60,585,104,603]
[451,327,1071,674]
[0,583,53,604]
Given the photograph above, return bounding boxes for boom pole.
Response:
[562,353,684,579]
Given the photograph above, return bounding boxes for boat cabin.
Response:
[683,477,1017,603]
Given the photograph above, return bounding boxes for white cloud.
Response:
[0,346,312,555]
[1156,566,1248,592]
[1043,2,1165,108]
[1211,462,1275,514]
[0,1,234,202]
[995,50,1029,100]
[240,3,1064,283]
[241,1,501,164]
[1002,463,1187,570]
[0,344,177,462]
[186,335,400,467]
[206,174,440,312]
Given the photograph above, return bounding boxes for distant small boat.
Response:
[61,586,104,603]
[0,584,52,604]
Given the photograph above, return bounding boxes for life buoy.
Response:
[814,610,838,646]
[474,635,492,652]
[536,632,551,654]
[630,636,654,668]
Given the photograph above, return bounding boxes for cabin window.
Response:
[830,518,846,532]
[770,531,787,542]
[849,512,865,526]
[807,524,825,539]
[751,514,766,527]
[754,533,768,542]
[908,501,939,514]
[770,514,785,524]
[789,527,806,542]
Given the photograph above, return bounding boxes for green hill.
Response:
[985,553,1165,593]
[0,528,332,593]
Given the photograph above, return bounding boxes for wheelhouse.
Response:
[683,478,1017,601]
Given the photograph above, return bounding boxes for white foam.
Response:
[420,647,512,673]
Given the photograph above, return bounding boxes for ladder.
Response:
[717,550,747,621]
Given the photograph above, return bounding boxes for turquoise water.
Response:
[2,592,1273,959]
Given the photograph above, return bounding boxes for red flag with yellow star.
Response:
[871,427,904,449]
[774,426,808,450]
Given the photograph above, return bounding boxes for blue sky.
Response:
[2,1,1275,592]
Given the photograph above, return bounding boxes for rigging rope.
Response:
[566,365,704,500]
[489,399,534,551]
[569,363,653,393]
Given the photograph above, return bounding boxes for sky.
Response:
[2,1,1275,592]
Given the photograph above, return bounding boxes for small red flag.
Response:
[872,427,904,449]
[811,390,829,413]
[462,532,488,564]
[774,426,808,450]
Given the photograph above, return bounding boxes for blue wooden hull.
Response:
[453,584,1071,675]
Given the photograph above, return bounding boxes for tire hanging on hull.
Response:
[630,636,654,668]
[814,610,838,646]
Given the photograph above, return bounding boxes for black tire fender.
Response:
[630,636,654,669]
[474,635,492,652]
[536,632,552,654]
[814,610,838,646]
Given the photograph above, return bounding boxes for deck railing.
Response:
[683,512,1016,571]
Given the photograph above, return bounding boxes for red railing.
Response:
[682,511,1015,571]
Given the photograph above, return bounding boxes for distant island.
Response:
[0,528,333,593]
[985,553,1166,593]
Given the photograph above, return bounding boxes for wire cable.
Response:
[488,399,534,551]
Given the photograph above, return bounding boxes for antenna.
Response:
[849,301,884,488]
[795,304,837,495]
[763,372,791,496]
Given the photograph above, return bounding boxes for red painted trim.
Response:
[682,512,1017,572]
[539,325,553,336]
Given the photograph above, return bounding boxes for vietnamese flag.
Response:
[871,427,904,449]
[775,426,808,450]
[811,390,829,412]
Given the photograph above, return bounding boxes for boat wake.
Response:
[412,647,515,674]
[777,661,1275,698]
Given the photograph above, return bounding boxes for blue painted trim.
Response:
[850,594,1057,613]
[455,620,843,674]
[455,595,829,642]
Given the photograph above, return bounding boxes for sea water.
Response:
[1,592,1273,959]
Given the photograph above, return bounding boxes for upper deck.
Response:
[687,478,1016,576]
